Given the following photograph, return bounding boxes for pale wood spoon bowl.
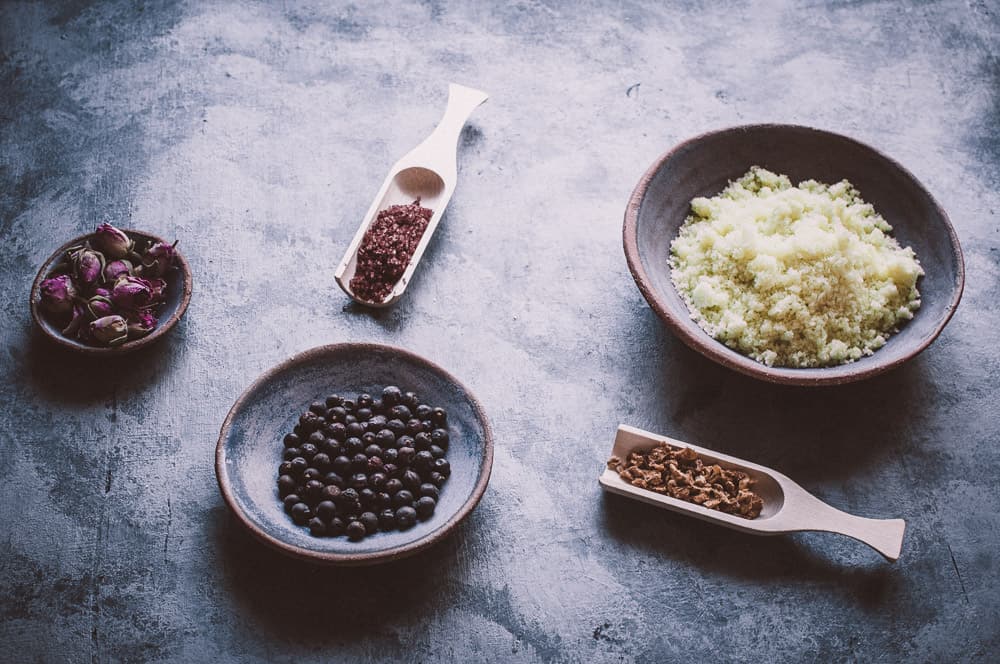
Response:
[599,425,906,561]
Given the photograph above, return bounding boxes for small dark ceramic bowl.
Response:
[30,230,192,354]
[215,343,494,566]
[624,124,965,386]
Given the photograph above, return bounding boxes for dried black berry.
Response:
[308,430,326,446]
[323,472,345,489]
[342,399,357,411]
[403,391,419,409]
[338,488,359,505]
[304,480,324,501]
[395,506,417,529]
[415,404,433,420]
[383,463,400,478]
[415,496,436,520]
[398,447,416,465]
[302,468,322,483]
[356,407,372,422]
[359,487,375,507]
[387,419,406,436]
[346,422,365,438]
[360,511,379,534]
[362,431,377,445]
[350,472,368,490]
[428,471,446,487]
[351,453,368,472]
[413,433,432,451]
[430,445,446,459]
[406,418,424,435]
[376,429,396,447]
[384,478,404,495]
[433,458,451,477]
[369,472,387,490]
[393,490,415,507]
[375,491,392,509]
[290,502,312,524]
[358,393,373,408]
[345,437,364,455]
[382,386,402,407]
[325,394,343,408]
[419,483,439,500]
[328,406,347,422]
[378,509,396,530]
[328,517,346,536]
[277,475,297,497]
[402,470,422,490]
[316,500,337,522]
[327,422,347,441]
[283,433,301,448]
[309,401,327,415]
[312,453,331,471]
[332,455,351,474]
[365,444,383,458]
[382,447,399,464]
[283,447,302,461]
[431,428,449,448]
[321,485,342,502]
[284,494,302,512]
[431,407,447,426]
[308,517,327,536]
[278,460,294,475]
[371,398,384,412]
[300,443,318,460]
[390,405,412,421]
[289,457,308,475]
[346,520,366,541]
[395,435,414,451]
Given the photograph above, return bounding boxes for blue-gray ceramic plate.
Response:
[215,343,493,565]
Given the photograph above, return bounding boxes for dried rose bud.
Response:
[92,223,133,260]
[39,274,78,314]
[127,311,158,339]
[62,303,87,337]
[86,295,115,319]
[90,315,129,346]
[147,278,168,304]
[111,275,153,311]
[94,287,111,298]
[103,259,133,283]
[138,241,177,278]
[71,246,105,290]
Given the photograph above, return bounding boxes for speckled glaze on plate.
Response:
[30,230,192,355]
[215,343,494,566]
[623,124,965,386]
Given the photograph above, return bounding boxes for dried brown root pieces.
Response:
[608,443,764,519]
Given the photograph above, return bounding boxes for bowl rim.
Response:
[623,123,966,386]
[214,342,495,566]
[29,229,193,355]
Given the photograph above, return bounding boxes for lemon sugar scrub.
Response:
[669,167,923,368]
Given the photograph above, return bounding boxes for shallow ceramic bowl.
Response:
[30,230,192,354]
[623,124,965,386]
[215,343,494,566]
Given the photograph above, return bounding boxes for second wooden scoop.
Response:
[600,425,906,561]
[335,83,488,307]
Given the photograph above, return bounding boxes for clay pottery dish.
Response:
[30,230,192,355]
[600,425,906,560]
[216,343,494,566]
[623,124,964,386]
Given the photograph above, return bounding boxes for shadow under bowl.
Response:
[30,230,192,355]
[215,343,494,566]
[623,124,965,386]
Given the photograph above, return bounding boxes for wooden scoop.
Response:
[335,83,489,307]
[599,425,906,561]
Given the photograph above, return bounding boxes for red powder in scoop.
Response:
[350,199,433,303]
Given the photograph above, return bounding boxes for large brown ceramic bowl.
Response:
[30,230,192,354]
[216,343,494,566]
[624,125,964,386]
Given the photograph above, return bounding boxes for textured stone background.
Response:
[1,1,998,662]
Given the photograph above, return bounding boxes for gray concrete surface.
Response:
[2,1,999,661]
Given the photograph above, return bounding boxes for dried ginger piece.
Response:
[607,442,764,519]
